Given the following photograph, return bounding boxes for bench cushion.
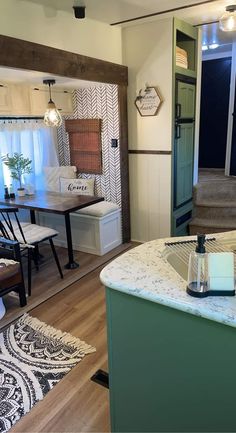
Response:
[76,201,120,217]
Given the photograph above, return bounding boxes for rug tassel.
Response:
[19,313,96,355]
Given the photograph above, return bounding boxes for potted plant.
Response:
[2,153,33,197]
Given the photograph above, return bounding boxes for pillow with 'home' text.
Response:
[60,177,95,196]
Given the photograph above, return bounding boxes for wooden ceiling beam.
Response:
[0,34,128,86]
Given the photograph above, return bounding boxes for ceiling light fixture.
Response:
[202,44,209,51]
[209,43,219,49]
[219,4,236,32]
[43,79,62,127]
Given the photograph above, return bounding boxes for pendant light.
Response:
[43,79,62,127]
[219,5,236,32]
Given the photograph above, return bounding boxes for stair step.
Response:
[194,181,236,203]
[190,217,236,229]
[193,205,236,219]
[189,218,236,236]
[189,225,234,235]
[195,200,236,208]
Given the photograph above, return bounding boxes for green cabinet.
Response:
[174,122,194,208]
[176,81,195,119]
[106,287,236,432]
[172,18,198,236]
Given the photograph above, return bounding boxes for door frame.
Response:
[225,42,236,175]
[0,34,130,241]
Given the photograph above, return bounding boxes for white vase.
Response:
[17,188,25,197]
[0,297,6,320]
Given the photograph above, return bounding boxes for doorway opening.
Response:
[198,55,232,172]
[189,43,236,235]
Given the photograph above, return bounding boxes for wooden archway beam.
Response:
[0,34,128,86]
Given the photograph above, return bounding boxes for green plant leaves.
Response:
[1,153,33,188]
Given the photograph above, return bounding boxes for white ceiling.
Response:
[3,0,236,86]
[20,0,236,45]
[20,0,235,26]
[0,67,104,89]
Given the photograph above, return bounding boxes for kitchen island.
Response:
[100,231,236,432]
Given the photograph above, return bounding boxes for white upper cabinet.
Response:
[10,84,31,115]
[0,83,12,112]
[53,90,73,114]
[29,87,48,115]
[29,87,73,116]
[0,82,74,116]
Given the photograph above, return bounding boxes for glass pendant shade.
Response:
[44,100,62,127]
[43,79,62,127]
[219,5,236,32]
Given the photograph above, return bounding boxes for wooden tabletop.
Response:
[0,191,104,215]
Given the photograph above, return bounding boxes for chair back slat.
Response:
[0,219,10,239]
[0,207,27,245]
[14,212,27,244]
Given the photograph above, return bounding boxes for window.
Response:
[0,120,59,191]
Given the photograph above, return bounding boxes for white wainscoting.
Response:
[129,154,171,242]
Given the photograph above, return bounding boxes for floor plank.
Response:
[1,242,132,329]
[10,265,111,433]
[3,242,138,432]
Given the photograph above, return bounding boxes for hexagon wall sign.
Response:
[135,86,163,117]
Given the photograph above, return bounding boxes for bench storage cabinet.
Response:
[38,201,122,256]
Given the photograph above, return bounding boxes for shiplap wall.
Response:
[57,84,121,207]
[123,18,173,241]
[129,154,171,242]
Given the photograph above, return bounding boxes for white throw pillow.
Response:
[44,166,77,192]
[60,177,95,196]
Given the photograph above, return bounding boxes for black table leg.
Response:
[30,210,36,224]
[64,213,79,269]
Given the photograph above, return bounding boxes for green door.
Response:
[174,122,194,208]
[176,81,195,119]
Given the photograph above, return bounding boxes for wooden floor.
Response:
[1,242,132,329]
[11,265,110,433]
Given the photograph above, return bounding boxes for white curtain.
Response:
[0,120,59,191]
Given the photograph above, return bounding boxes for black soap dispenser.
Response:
[187,234,208,297]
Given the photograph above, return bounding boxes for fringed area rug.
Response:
[0,314,96,433]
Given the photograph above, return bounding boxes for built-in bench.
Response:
[38,201,122,256]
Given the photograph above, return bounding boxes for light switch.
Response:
[111,139,118,148]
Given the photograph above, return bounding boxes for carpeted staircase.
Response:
[189,169,236,235]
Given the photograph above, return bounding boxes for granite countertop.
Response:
[100,231,236,329]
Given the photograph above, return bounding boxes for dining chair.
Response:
[0,237,27,307]
[0,206,63,295]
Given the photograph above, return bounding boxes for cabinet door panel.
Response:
[30,87,48,115]
[54,91,73,114]
[0,84,11,112]
[177,81,195,119]
[11,84,30,115]
[175,123,194,208]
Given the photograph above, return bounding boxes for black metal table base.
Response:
[64,261,80,270]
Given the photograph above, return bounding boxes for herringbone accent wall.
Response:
[57,84,121,207]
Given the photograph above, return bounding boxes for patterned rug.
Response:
[0,314,96,433]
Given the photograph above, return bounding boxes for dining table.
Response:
[0,191,104,269]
